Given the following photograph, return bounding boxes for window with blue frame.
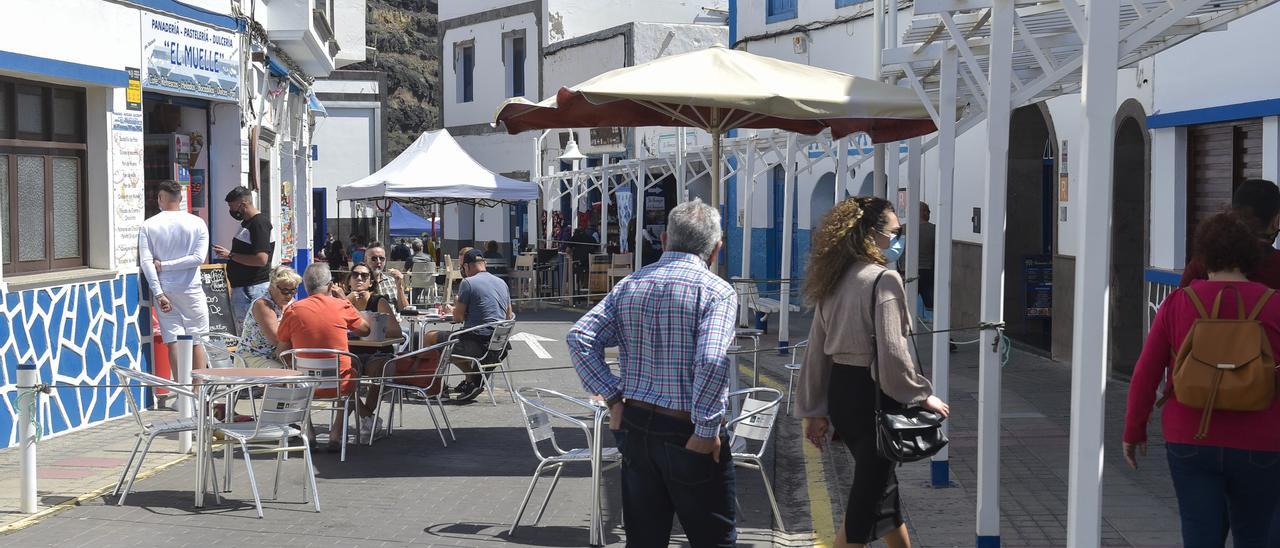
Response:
[836,0,870,8]
[766,0,797,24]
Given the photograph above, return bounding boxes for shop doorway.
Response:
[1002,104,1057,352]
[1110,107,1150,377]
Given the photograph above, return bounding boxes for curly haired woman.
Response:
[796,196,949,548]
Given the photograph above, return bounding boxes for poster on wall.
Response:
[111,111,145,269]
[280,180,296,263]
[140,12,240,102]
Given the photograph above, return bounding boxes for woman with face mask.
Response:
[795,196,949,548]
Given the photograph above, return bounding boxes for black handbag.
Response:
[867,270,949,463]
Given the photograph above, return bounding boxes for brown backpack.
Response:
[1171,286,1277,439]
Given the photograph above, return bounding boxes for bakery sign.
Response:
[140,12,240,102]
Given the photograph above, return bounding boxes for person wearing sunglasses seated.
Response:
[237,267,302,368]
[346,262,404,440]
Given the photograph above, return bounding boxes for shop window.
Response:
[455,41,475,103]
[0,76,88,274]
[766,0,797,24]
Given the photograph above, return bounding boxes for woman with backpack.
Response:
[1124,212,1280,547]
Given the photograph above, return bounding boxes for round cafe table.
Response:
[191,367,304,508]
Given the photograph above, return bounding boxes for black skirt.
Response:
[828,364,906,543]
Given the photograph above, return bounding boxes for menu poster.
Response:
[112,111,145,270]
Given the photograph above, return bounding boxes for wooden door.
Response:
[1186,119,1263,254]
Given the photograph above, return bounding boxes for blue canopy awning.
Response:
[389,201,439,237]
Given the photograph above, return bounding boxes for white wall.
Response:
[440,0,529,22]
[334,0,368,67]
[442,13,539,127]
[546,0,722,43]
[0,0,141,81]
[312,105,380,219]
[1153,3,1280,114]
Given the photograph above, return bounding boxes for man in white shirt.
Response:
[139,180,211,371]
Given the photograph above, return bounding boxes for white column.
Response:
[677,129,687,202]
[530,136,540,249]
[600,156,611,254]
[1150,127,1188,269]
[836,137,848,203]
[741,139,757,326]
[873,0,887,198]
[977,2,1014,545]
[779,134,798,352]
[905,138,922,327]
[932,44,959,488]
[18,363,37,514]
[174,335,194,454]
[634,161,645,271]
[1265,116,1280,250]
[1067,1,1120,546]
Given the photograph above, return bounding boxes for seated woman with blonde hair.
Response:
[236,267,302,368]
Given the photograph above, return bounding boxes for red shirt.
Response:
[1124,280,1280,451]
[277,294,366,397]
[1179,248,1280,289]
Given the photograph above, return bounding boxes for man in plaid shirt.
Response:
[568,199,738,547]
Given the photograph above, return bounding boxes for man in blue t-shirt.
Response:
[425,247,512,401]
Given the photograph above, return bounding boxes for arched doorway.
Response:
[1110,102,1150,377]
[1002,104,1057,352]
[810,172,836,229]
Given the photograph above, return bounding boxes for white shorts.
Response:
[156,286,210,344]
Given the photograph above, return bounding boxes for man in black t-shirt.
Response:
[213,186,276,332]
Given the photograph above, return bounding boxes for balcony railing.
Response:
[1144,268,1182,334]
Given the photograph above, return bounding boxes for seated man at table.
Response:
[277,264,370,450]
[425,247,513,402]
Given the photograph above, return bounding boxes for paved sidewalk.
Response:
[0,306,1184,546]
[0,408,190,531]
[742,313,1183,547]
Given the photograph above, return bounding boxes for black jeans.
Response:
[619,404,736,547]
[1165,442,1280,547]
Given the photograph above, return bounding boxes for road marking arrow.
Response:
[511,332,556,359]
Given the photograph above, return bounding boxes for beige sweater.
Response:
[795,263,934,418]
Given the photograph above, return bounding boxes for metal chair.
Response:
[736,328,763,386]
[511,255,538,311]
[279,348,361,462]
[448,319,517,406]
[372,339,459,448]
[110,365,205,506]
[385,260,407,275]
[727,387,786,531]
[409,264,440,305]
[784,339,809,416]
[209,383,320,518]
[509,387,622,536]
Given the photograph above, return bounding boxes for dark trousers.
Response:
[619,404,736,547]
[919,268,935,310]
[1166,442,1280,547]
[829,365,905,543]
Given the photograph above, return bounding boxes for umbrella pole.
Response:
[711,123,723,271]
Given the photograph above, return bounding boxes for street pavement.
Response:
[0,304,1183,547]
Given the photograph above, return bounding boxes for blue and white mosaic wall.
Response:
[0,274,144,447]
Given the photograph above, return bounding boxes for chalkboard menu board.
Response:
[200,264,235,336]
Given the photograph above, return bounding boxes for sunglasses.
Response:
[276,285,298,294]
[351,272,371,279]
[369,256,386,262]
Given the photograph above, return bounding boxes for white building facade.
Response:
[0,0,364,447]
[438,0,724,257]
[730,0,1280,371]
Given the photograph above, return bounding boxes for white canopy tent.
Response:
[336,128,540,206]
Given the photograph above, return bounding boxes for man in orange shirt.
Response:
[278,264,370,450]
